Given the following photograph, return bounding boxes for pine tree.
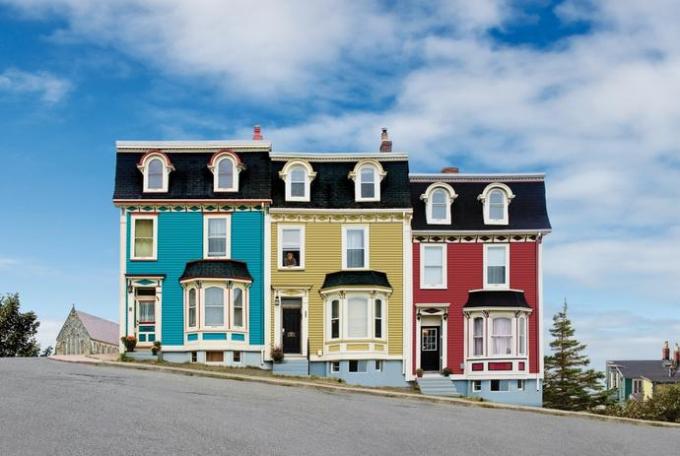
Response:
[0,293,41,357]
[543,301,607,410]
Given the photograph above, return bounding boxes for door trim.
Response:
[415,305,448,373]
[273,288,309,358]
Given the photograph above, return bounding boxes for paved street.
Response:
[1,359,678,455]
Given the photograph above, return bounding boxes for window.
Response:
[349,360,367,373]
[148,159,164,190]
[209,151,242,192]
[290,166,306,197]
[485,245,508,288]
[374,299,383,339]
[330,299,340,339]
[421,244,446,288]
[279,226,304,268]
[350,159,385,202]
[375,360,383,372]
[331,361,340,373]
[633,379,642,395]
[233,351,241,363]
[480,183,514,225]
[517,379,525,391]
[473,317,484,356]
[131,216,156,260]
[422,183,457,224]
[204,287,225,326]
[472,380,482,392]
[360,166,376,199]
[343,226,368,269]
[431,189,448,219]
[281,160,315,202]
[232,287,244,328]
[492,318,513,355]
[188,288,197,328]
[204,216,230,259]
[518,316,526,356]
[136,288,156,323]
[191,351,197,363]
[490,380,508,392]
[347,296,369,338]
[138,152,173,193]
[217,158,234,190]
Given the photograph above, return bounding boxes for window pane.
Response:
[139,301,155,322]
[473,317,484,356]
[487,247,506,284]
[346,229,365,268]
[281,229,300,247]
[492,318,512,355]
[218,159,234,189]
[432,204,447,220]
[134,219,154,257]
[205,287,224,326]
[331,300,340,339]
[290,167,306,197]
[423,246,443,265]
[208,219,227,257]
[423,246,443,286]
[360,167,376,198]
[432,189,446,204]
[519,318,526,355]
[233,288,243,327]
[291,182,306,197]
[148,159,163,189]
[347,297,368,338]
[489,190,504,204]
[361,182,375,199]
[490,204,504,220]
[188,289,197,327]
[374,299,382,338]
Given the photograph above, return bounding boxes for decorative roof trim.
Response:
[269,207,413,214]
[114,198,271,204]
[117,140,271,152]
[318,285,393,295]
[271,152,408,162]
[409,173,545,183]
[412,229,551,235]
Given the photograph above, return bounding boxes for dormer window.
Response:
[279,160,316,202]
[209,150,243,192]
[137,151,173,193]
[421,182,457,225]
[349,159,386,202]
[478,183,515,225]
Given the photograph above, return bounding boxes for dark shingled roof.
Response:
[608,360,680,383]
[321,270,392,290]
[463,290,531,309]
[410,178,551,231]
[180,260,253,282]
[113,152,271,200]
[271,159,411,209]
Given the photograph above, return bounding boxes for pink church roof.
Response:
[76,310,119,345]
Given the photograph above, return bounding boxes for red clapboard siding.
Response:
[509,242,539,373]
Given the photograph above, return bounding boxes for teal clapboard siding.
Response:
[126,211,203,346]
[231,211,265,345]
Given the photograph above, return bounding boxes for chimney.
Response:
[379,128,392,153]
[253,124,263,140]
[662,340,670,361]
[441,167,459,174]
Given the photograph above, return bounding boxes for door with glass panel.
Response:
[135,287,157,344]
[281,298,302,354]
[420,326,441,372]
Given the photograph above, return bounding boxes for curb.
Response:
[57,359,680,429]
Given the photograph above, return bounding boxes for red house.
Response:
[409,170,550,406]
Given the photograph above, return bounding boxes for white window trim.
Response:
[325,291,387,341]
[330,361,340,373]
[472,380,482,392]
[518,315,527,356]
[490,316,514,357]
[483,244,510,289]
[130,214,158,261]
[466,310,530,361]
[277,224,305,270]
[279,160,316,202]
[348,159,387,202]
[138,152,173,193]
[419,243,447,289]
[230,284,248,331]
[341,224,369,270]
[472,316,485,357]
[326,294,342,341]
[421,182,457,225]
[186,286,198,330]
[202,284,228,329]
[478,182,515,225]
[203,214,231,259]
[209,153,242,193]
[344,293,371,340]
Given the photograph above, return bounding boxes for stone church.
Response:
[55,306,119,355]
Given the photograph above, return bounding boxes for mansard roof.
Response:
[180,259,253,283]
[463,290,531,309]
[321,270,392,290]
[113,141,271,202]
[410,173,551,232]
[270,153,411,209]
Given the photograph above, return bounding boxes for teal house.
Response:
[113,130,271,366]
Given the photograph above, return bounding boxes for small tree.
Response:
[543,301,607,410]
[41,346,53,357]
[0,293,41,357]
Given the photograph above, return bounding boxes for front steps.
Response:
[272,358,309,376]
[417,375,461,397]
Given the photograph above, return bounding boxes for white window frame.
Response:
[491,317,514,356]
[277,224,305,270]
[420,243,447,289]
[330,361,340,373]
[186,286,198,330]
[202,284,227,329]
[230,285,247,331]
[345,293,371,340]
[279,160,316,202]
[341,225,369,270]
[374,297,384,340]
[130,214,158,260]
[518,315,526,356]
[472,380,482,392]
[325,291,387,341]
[472,316,485,357]
[327,296,341,340]
[203,214,231,259]
[484,244,510,289]
[211,154,240,192]
[633,378,642,395]
[138,153,173,193]
[479,182,515,225]
[421,182,457,225]
[349,159,386,202]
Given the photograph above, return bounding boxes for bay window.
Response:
[131,216,156,260]
[183,281,249,331]
[492,317,512,355]
[324,292,387,341]
[485,244,508,288]
[343,226,368,269]
[421,244,446,288]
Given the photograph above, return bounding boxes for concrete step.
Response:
[417,376,462,397]
[273,358,309,376]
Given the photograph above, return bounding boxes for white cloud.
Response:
[37,319,63,350]
[0,68,72,103]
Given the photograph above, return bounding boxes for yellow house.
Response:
[265,146,413,386]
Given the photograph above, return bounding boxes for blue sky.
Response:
[1,0,679,369]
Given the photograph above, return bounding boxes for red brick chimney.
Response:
[253,125,263,140]
[379,128,392,153]
[662,340,670,361]
[441,167,459,174]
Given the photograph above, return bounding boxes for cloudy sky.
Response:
[1,0,678,369]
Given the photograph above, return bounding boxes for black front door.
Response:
[421,326,441,372]
[282,307,302,354]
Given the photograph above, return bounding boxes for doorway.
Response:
[420,326,441,372]
[281,298,302,354]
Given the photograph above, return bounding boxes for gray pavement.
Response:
[0,358,677,455]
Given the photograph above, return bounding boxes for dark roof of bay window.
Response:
[608,360,680,383]
[410,174,551,231]
[321,270,392,290]
[180,260,253,283]
[113,145,271,201]
[270,154,411,209]
[463,290,531,309]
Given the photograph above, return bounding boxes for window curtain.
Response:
[134,219,154,257]
[204,287,224,326]
[139,301,155,322]
[346,230,365,268]
[347,297,368,338]
[492,318,512,355]
[208,218,227,256]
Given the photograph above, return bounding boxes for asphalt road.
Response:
[1,359,678,455]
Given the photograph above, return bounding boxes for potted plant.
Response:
[416,368,424,378]
[151,341,162,356]
[271,345,284,363]
[121,335,137,352]
[441,367,452,377]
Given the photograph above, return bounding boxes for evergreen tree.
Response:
[0,293,41,357]
[543,301,607,410]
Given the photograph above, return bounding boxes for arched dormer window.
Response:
[137,150,174,193]
[279,160,316,202]
[348,159,387,202]
[420,182,457,224]
[208,150,244,192]
[478,183,515,225]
